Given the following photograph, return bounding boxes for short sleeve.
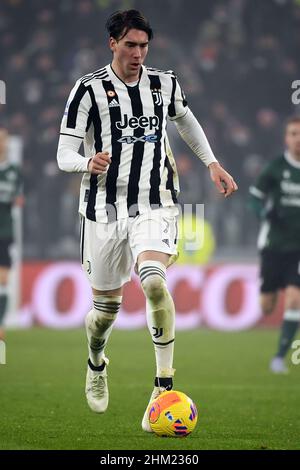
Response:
[250,163,275,200]
[60,80,92,139]
[168,75,188,121]
[14,166,22,197]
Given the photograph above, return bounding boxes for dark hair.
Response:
[106,9,153,41]
[286,115,300,127]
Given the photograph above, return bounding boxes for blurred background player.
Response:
[249,116,300,373]
[0,127,23,340]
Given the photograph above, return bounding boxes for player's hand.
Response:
[88,152,111,175]
[14,195,25,207]
[208,162,238,198]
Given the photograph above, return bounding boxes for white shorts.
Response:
[80,207,179,290]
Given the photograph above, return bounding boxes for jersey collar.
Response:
[284,150,300,169]
[108,63,146,88]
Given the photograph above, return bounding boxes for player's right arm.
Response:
[57,80,110,174]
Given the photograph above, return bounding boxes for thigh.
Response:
[284,285,300,310]
[283,252,300,290]
[260,291,279,315]
[0,240,12,269]
[259,250,283,294]
[283,252,300,309]
[137,250,170,268]
[80,216,133,291]
[0,266,10,284]
[129,207,179,269]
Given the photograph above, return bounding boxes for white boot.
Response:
[141,368,175,432]
[85,357,109,413]
[270,357,289,374]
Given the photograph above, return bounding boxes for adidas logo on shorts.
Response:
[162,239,170,247]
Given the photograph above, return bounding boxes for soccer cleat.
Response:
[142,386,169,432]
[270,356,289,374]
[141,371,175,432]
[85,357,109,413]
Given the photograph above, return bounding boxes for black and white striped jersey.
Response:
[59,64,188,222]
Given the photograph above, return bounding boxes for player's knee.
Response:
[86,296,121,333]
[260,295,276,315]
[284,286,300,310]
[86,309,116,335]
[94,312,115,331]
[0,272,9,285]
[285,297,300,310]
[141,275,166,303]
[261,304,274,316]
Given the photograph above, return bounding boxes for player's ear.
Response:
[109,37,117,53]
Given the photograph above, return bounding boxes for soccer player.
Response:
[0,127,22,340]
[249,116,300,373]
[57,10,238,431]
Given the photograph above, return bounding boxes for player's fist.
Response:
[209,162,238,198]
[88,152,111,174]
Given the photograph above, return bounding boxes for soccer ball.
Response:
[148,390,198,437]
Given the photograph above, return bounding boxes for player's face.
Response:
[0,129,8,158]
[110,28,149,81]
[285,122,300,157]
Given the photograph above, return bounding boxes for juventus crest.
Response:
[152,88,163,106]
[152,327,163,338]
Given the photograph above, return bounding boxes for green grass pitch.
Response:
[0,328,299,450]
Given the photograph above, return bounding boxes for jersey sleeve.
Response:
[60,80,92,139]
[168,75,188,121]
[173,109,218,166]
[14,166,23,198]
[58,80,93,173]
[248,162,275,218]
[249,162,275,199]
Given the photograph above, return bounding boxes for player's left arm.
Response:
[248,162,275,219]
[169,76,238,198]
[13,166,24,207]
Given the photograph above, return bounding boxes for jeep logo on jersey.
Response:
[116,114,159,131]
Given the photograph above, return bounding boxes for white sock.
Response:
[139,261,175,378]
[85,295,122,367]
